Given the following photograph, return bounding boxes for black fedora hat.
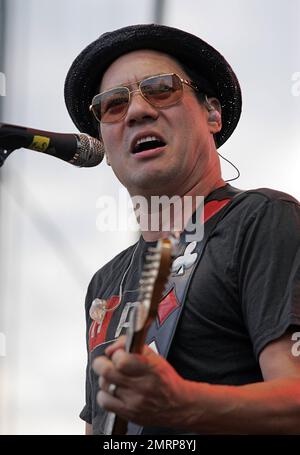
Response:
[64,23,242,148]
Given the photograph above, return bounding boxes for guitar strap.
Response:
[127,186,247,435]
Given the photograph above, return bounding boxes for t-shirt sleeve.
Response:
[79,363,92,424]
[79,279,94,424]
[239,197,300,360]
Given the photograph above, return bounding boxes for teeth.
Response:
[136,135,161,146]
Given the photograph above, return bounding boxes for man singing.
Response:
[64,24,300,435]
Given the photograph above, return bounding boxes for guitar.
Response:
[104,237,174,435]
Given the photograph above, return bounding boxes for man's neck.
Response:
[139,177,226,242]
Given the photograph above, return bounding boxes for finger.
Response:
[92,354,111,376]
[93,356,129,389]
[98,375,107,390]
[111,349,151,376]
[93,349,146,378]
[97,379,133,405]
[98,373,127,392]
[99,375,110,391]
[104,335,126,357]
[97,388,124,412]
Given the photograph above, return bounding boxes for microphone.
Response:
[0,123,104,167]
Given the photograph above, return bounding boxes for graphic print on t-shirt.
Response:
[88,288,179,352]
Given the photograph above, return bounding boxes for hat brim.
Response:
[64,24,242,148]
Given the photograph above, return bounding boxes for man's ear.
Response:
[204,96,222,133]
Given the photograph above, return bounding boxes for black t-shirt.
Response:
[80,184,300,434]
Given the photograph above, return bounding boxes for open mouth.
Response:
[132,136,166,154]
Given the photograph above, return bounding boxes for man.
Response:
[64,24,300,434]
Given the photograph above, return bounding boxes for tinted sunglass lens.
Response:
[97,88,129,122]
[141,74,182,107]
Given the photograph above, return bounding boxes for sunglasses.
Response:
[89,73,199,124]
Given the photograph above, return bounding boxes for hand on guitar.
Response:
[92,335,189,429]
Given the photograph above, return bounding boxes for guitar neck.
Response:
[106,238,173,435]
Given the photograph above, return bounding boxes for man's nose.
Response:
[125,90,159,126]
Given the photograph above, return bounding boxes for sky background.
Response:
[0,0,299,434]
